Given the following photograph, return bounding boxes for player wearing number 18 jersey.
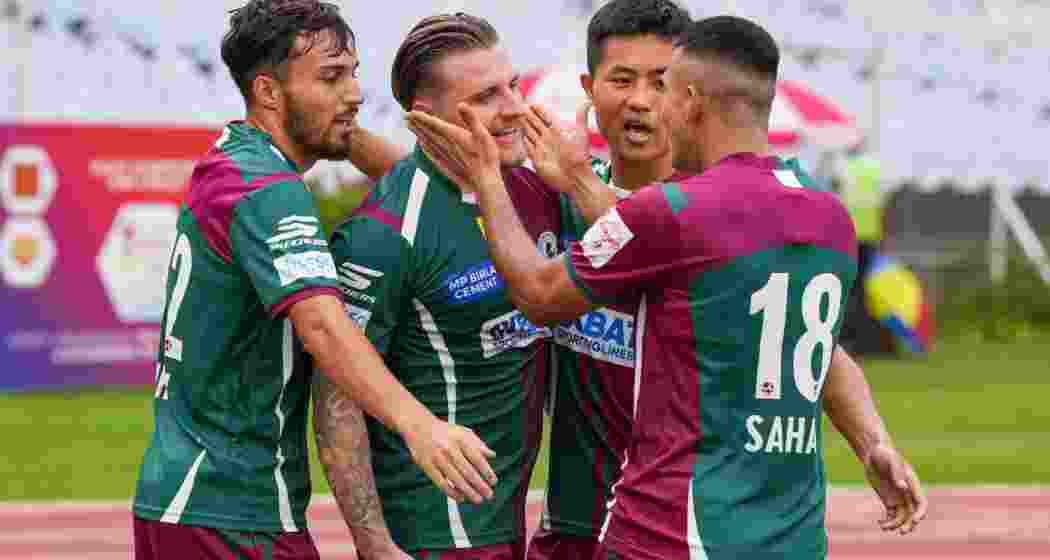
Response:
[409,13,927,559]
[579,152,857,558]
[573,18,858,560]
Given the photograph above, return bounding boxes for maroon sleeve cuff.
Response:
[270,286,344,319]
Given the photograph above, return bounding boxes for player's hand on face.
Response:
[523,102,594,192]
[406,104,502,192]
[863,443,928,535]
[403,416,498,504]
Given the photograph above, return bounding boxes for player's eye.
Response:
[610,76,631,87]
[654,78,666,92]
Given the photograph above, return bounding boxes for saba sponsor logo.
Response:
[554,307,635,367]
[480,309,550,358]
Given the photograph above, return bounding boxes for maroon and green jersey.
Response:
[133,122,341,532]
[567,154,858,560]
[327,148,559,552]
[542,159,689,538]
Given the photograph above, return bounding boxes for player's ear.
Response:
[579,73,594,100]
[685,84,704,124]
[252,74,283,112]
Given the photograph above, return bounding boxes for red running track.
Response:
[0,487,1047,559]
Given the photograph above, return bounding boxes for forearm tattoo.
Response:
[312,374,393,545]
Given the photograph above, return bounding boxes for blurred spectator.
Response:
[841,140,886,271]
[838,141,894,355]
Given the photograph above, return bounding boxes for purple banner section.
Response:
[0,123,218,391]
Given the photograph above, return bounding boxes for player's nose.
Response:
[626,85,655,111]
[500,87,528,120]
[340,78,363,107]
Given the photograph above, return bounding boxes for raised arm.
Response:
[474,172,596,326]
[823,346,927,534]
[313,374,407,559]
[521,104,617,225]
[348,126,409,181]
[406,104,597,326]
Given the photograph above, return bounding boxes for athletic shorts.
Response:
[527,529,600,560]
[412,540,526,560]
[133,516,319,560]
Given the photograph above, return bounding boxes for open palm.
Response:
[523,102,594,193]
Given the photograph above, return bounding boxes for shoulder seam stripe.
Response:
[402,169,428,246]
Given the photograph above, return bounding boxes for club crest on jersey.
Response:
[581,208,633,269]
[554,307,635,367]
[267,215,327,251]
[537,231,559,258]
[444,261,505,304]
[480,309,550,358]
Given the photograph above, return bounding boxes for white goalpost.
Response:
[987,184,1050,285]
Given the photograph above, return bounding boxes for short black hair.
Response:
[586,0,691,74]
[674,15,779,81]
[220,0,354,103]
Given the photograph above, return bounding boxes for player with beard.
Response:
[408,14,928,560]
[132,3,498,559]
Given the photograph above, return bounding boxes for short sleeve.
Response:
[566,182,683,304]
[229,180,340,317]
[329,216,413,357]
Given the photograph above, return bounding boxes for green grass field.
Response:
[2,333,1048,502]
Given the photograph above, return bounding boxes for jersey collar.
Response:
[413,145,480,205]
[228,121,302,175]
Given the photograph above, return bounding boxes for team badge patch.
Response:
[537,231,559,258]
[580,208,634,269]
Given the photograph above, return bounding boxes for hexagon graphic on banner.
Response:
[96,202,180,323]
[0,217,57,288]
[0,145,59,216]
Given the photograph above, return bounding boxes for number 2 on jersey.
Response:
[750,272,843,403]
[156,233,192,399]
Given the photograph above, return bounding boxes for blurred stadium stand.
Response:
[3,0,1049,291]
[4,0,1049,192]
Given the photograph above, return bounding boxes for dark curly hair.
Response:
[220,0,354,103]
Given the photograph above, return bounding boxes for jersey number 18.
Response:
[749,272,843,403]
